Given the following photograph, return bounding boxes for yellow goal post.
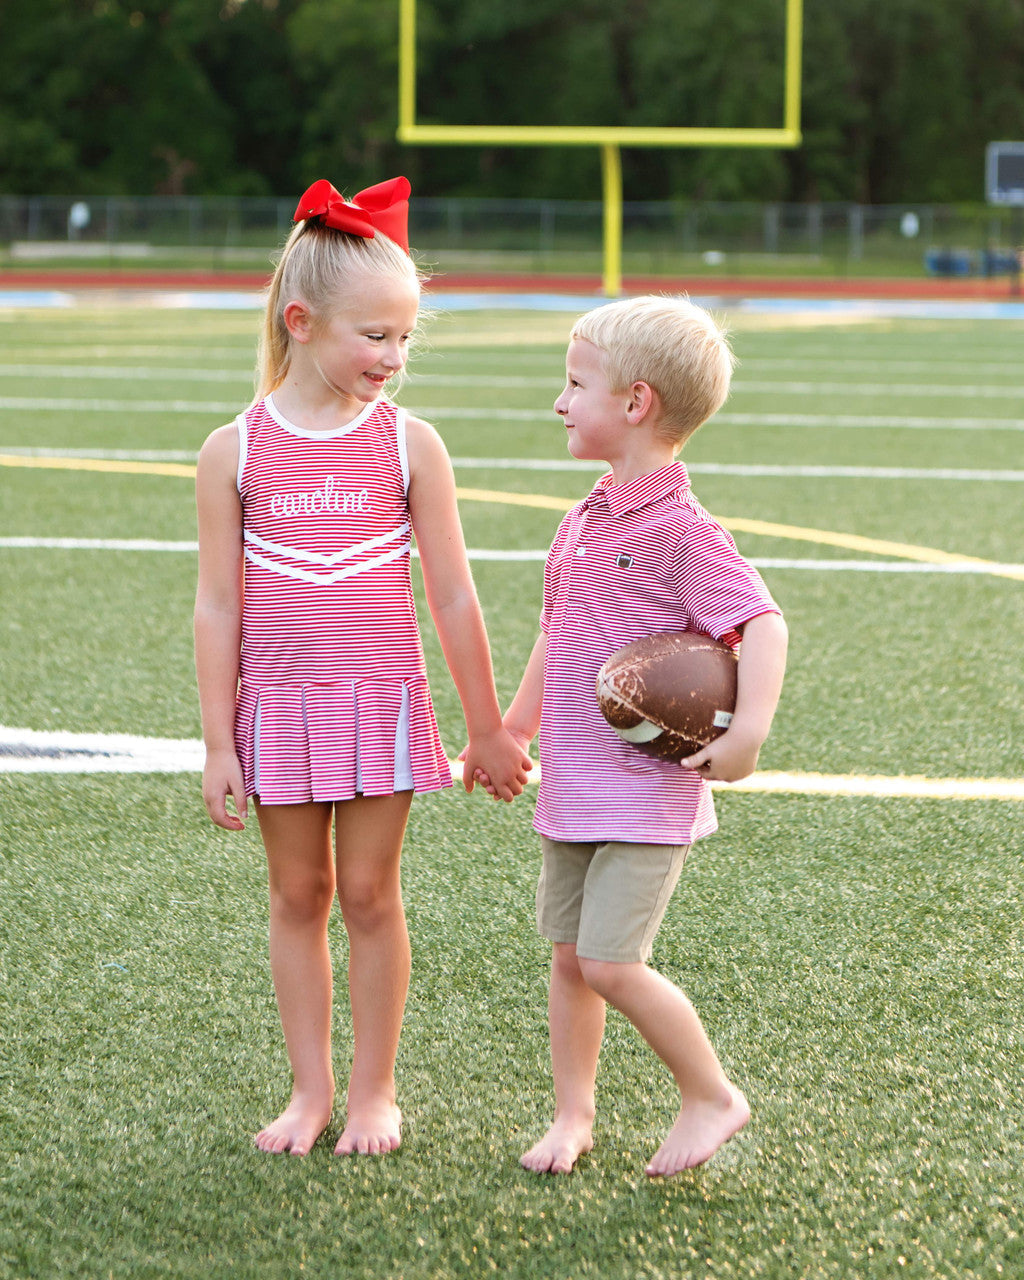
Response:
[397,0,803,295]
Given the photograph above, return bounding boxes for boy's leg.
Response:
[332,791,413,1156]
[255,800,337,1156]
[578,958,749,1175]
[521,942,606,1174]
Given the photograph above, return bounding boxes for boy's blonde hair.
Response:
[572,295,736,448]
[256,221,424,399]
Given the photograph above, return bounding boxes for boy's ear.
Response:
[283,300,314,342]
[625,380,657,424]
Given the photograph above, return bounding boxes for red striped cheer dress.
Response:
[233,394,452,804]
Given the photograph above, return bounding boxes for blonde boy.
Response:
[493,296,788,1176]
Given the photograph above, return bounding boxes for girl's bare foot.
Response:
[520,1116,594,1175]
[334,1100,402,1156]
[255,1093,333,1157]
[645,1084,750,1176]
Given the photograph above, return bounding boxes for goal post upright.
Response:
[601,143,623,299]
[397,0,804,295]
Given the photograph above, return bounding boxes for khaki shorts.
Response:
[536,837,691,963]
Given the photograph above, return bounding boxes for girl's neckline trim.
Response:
[263,392,381,440]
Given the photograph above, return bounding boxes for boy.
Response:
[492,296,788,1177]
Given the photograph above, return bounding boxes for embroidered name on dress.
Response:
[270,478,370,518]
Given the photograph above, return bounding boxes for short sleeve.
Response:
[672,517,780,644]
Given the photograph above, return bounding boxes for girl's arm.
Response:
[405,414,532,802]
[682,610,788,782]
[194,424,247,830]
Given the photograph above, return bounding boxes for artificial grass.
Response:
[0,776,1020,1279]
[2,303,1022,1278]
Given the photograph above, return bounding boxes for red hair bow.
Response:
[293,177,411,254]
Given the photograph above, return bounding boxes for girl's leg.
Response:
[255,800,337,1156]
[578,959,749,1175]
[521,942,606,1174]
[332,791,413,1156]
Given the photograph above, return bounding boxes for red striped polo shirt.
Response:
[534,461,780,845]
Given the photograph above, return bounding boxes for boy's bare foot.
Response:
[520,1116,594,1175]
[335,1100,402,1156]
[645,1084,750,1176]
[255,1093,333,1157]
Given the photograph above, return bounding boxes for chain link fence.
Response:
[2,195,1022,277]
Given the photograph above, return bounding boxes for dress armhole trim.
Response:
[235,412,248,493]
[396,408,410,495]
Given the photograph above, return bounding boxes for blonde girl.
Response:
[194,178,530,1157]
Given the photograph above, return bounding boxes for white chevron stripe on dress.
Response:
[244,521,410,567]
[244,540,410,586]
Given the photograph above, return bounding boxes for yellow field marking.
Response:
[719,514,1024,581]
[0,453,197,479]
[3,458,1020,580]
[453,485,1024,581]
[455,485,574,512]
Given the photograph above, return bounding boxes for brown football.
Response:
[595,632,738,762]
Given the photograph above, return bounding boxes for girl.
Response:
[194,177,531,1158]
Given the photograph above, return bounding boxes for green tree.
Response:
[1,0,1022,202]
[0,0,301,196]
[284,0,408,189]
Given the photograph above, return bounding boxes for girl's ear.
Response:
[625,380,656,424]
[282,300,314,343]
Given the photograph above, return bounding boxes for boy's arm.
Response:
[682,610,788,782]
[502,630,546,750]
[468,630,545,797]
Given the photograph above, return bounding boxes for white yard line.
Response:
[0,364,251,382]
[0,726,1019,799]
[20,366,1020,398]
[3,447,1024,482]
[1,398,1023,430]
[1,537,1020,575]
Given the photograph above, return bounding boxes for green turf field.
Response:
[1,299,1021,1279]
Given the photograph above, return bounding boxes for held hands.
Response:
[202,747,248,831]
[460,727,533,803]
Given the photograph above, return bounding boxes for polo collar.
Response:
[583,461,690,516]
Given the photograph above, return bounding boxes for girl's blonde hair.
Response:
[572,295,736,449]
[256,221,424,400]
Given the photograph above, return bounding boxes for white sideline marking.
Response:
[731,380,1024,399]
[4,367,1024,398]
[1,537,1021,575]
[715,412,1024,432]
[0,727,1020,800]
[5,447,1024,482]
[0,537,200,552]
[0,727,205,774]
[0,364,251,383]
[723,771,1024,802]
[1,397,1022,430]
[454,459,1024,482]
